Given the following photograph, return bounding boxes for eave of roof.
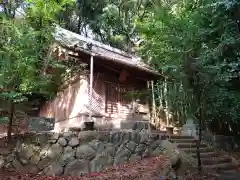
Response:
[53,26,162,77]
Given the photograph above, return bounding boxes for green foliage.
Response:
[124,89,150,101]
[0,20,49,102]
[0,0,24,19]
[26,0,74,27]
[0,117,9,124]
[75,0,150,50]
[2,0,240,137]
[50,0,240,131]
[138,0,240,132]
[0,0,73,106]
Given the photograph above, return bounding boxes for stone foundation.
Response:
[0,130,166,176]
[27,117,155,133]
[120,120,151,131]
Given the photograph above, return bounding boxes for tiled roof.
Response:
[53,26,160,76]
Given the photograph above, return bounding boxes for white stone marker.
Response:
[181,118,197,137]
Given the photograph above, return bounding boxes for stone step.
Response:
[169,138,197,143]
[180,147,214,153]
[191,151,221,158]
[177,143,207,148]
[222,170,237,173]
[202,157,232,165]
[169,135,195,140]
[217,172,240,180]
[205,162,238,172]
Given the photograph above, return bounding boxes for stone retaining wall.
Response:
[0,130,166,176]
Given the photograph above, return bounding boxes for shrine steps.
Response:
[176,143,207,148]
[179,147,215,153]
[216,171,240,180]
[191,151,221,158]
[169,135,239,173]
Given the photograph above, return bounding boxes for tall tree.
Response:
[0,0,24,19]
[0,19,50,141]
[75,0,150,51]
[138,0,240,173]
[0,0,72,141]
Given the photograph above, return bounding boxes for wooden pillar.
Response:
[88,54,94,121]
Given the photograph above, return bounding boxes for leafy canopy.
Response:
[138,0,240,130]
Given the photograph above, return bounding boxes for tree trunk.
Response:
[7,101,14,142]
[196,116,202,174]
[196,88,202,174]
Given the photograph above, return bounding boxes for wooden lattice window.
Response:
[105,82,132,104]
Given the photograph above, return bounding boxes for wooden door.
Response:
[105,82,133,117]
